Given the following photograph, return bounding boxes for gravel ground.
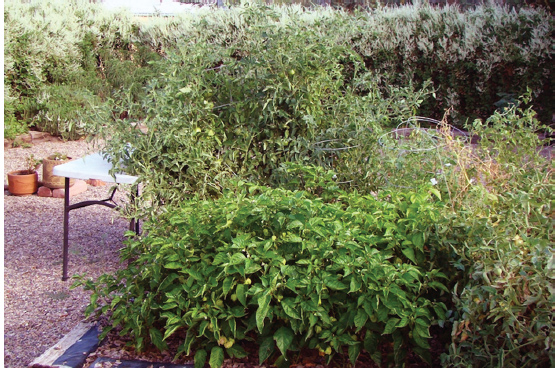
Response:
[4,138,131,368]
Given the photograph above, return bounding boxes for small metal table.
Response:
[53,153,139,281]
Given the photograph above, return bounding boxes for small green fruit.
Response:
[224,338,235,349]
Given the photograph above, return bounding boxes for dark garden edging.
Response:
[29,321,194,368]
[30,322,100,368]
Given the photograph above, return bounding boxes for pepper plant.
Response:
[75,166,450,367]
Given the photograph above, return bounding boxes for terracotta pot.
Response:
[42,156,74,189]
[7,170,38,195]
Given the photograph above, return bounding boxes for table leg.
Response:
[60,183,136,281]
[129,185,140,234]
[62,177,70,281]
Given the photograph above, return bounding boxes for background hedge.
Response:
[4,1,554,140]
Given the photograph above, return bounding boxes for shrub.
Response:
[138,3,554,128]
[445,240,553,368]
[329,91,553,366]
[75,177,450,367]
[32,84,101,140]
[342,3,554,126]
[94,12,431,209]
[410,96,553,367]
[3,0,160,137]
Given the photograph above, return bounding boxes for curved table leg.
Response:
[61,178,137,281]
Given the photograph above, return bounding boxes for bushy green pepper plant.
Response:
[75,167,450,367]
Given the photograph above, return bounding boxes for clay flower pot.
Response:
[7,170,39,196]
[42,155,74,189]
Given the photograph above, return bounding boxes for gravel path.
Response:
[4,139,131,367]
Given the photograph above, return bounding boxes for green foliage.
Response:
[94,6,431,208]
[445,242,553,368]
[4,2,553,139]
[433,98,554,367]
[4,99,28,140]
[75,180,449,366]
[4,0,162,137]
[343,3,554,125]
[23,154,42,174]
[138,3,554,128]
[32,84,101,140]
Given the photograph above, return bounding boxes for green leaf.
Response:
[183,329,195,355]
[411,232,424,249]
[396,316,409,328]
[149,327,167,351]
[274,355,291,368]
[287,220,304,229]
[223,277,234,295]
[414,318,431,338]
[198,320,209,337]
[412,327,431,349]
[230,252,247,265]
[213,253,229,265]
[273,326,294,357]
[194,349,207,368]
[350,277,362,293]
[429,187,441,200]
[226,344,247,358]
[209,346,224,368]
[348,343,361,365]
[324,277,347,290]
[281,298,301,320]
[259,336,275,364]
[428,281,449,292]
[158,273,180,291]
[163,324,181,341]
[354,309,368,331]
[236,284,247,307]
[382,318,399,335]
[163,262,183,269]
[401,247,417,264]
[256,293,271,333]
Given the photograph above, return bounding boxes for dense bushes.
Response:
[344,4,554,124]
[133,3,555,127]
[434,100,554,367]
[4,2,554,139]
[4,0,162,139]
[11,1,548,366]
[76,95,553,366]
[97,15,431,207]
[77,177,450,367]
